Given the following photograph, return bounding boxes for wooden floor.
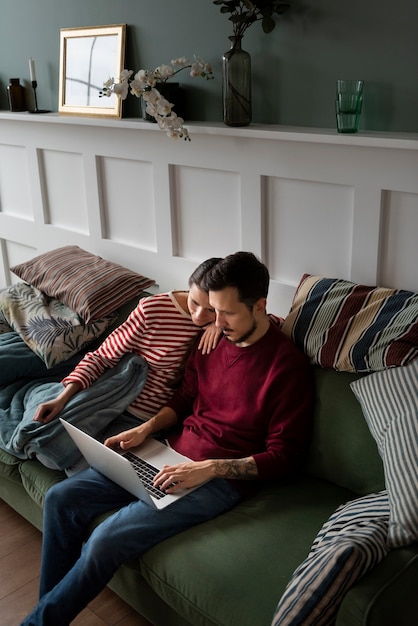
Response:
[0,498,154,626]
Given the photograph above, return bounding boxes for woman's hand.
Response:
[104,424,150,451]
[33,398,67,423]
[153,460,215,493]
[33,381,81,424]
[198,323,222,355]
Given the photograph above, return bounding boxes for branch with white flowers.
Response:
[101,56,214,141]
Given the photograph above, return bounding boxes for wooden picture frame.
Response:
[58,24,126,118]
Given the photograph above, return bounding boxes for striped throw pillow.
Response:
[281,274,418,372]
[11,246,155,324]
[351,360,418,548]
[271,491,390,626]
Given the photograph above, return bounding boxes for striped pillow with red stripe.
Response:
[281,274,418,372]
[11,246,155,324]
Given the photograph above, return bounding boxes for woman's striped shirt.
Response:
[62,291,199,419]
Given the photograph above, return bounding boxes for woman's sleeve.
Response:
[63,301,148,389]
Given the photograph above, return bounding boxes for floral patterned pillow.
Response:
[0,304,12,333]
[0,283,116,368]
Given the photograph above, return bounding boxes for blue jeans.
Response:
[21,468,243,626]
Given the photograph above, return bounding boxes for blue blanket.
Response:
[0,334,148,470]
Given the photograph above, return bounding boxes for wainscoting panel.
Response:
[380,190,418,292]
[264,177,354,287]
[0,144,32,220]
[40,149,88,234]
[170,164,241,261]
[98,156,157,250]
[0,113,417,316]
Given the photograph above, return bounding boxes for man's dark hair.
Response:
[202,251,269,309]
[188,257,223,291]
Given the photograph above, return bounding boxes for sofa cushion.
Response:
[282,274,418,372]
[351,360,418,548]
[0,449,21,482]
[19,460,66,508]
[271,491,389,626]
[307,368,385,495]
[138,477,354,626]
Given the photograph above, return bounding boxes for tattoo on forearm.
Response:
[213,458,258,480]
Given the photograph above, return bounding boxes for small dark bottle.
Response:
[7,78,26,112]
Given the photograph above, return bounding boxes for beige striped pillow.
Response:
[11,246,155,323]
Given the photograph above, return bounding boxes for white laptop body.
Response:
[60,419,205,510]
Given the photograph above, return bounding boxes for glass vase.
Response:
[222,36,251,127]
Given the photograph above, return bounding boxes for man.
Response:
[21,252,315,626]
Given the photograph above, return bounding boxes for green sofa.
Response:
[1,366,418,626]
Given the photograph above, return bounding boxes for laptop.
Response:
[60,419,205,510]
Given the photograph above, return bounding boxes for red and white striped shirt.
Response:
[62,292,199,419]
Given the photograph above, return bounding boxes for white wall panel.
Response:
[98,156,157,251]
[264,177,354,286]
[170,165,241,261]
[40,149,88,234]
[379,190,418,291]
[2,240,37,285]
[0,145,32,220]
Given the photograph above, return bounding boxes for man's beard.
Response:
[223,320,257,345]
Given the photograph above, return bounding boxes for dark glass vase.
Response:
[143,82,186,122]
[222,36,251,127]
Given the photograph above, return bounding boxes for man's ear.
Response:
[254,298,267,315]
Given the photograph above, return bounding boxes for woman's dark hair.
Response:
[202,251,269,310]
[168,257,223,389]
[188,257,222,290]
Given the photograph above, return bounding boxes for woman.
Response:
[33,258,222,427]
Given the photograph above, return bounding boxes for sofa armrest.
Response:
[337,545,418,626]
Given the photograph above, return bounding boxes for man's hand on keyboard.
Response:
[154,460,215,493]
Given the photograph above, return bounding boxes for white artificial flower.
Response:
[144,88,161,105]
[101,54,212,141]
[190,63,203,78]
[146,73,157,88]
[130,80,146,98]
[169,112,184,129]
[171,57,189,67]
[194,56,213,75]
[134,69,147,81]
[103,77,114,89]
[145,101,158,117]
[113,81,129,99]
[156,98,174,117]
[155,64,174,79]
[119,69,133,81]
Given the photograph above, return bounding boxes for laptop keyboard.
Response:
[122,451,165,499]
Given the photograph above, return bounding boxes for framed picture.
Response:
[58,24,126,118]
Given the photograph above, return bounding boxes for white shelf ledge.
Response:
[1,110,417,150]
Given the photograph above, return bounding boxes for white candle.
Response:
[29,58,36,82]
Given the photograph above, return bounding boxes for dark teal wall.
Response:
[1,0,417,132]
